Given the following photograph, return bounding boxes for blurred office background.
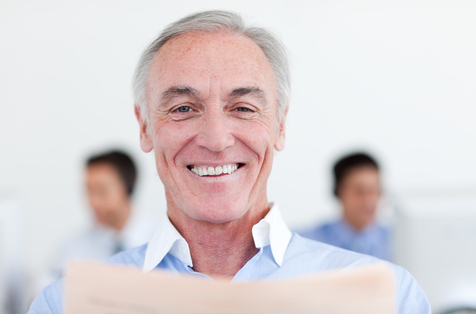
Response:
[1,0,475,313]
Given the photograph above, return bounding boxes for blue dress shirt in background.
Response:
[298,219,391,261]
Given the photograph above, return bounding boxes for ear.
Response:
[274,107,288,151]
[135,105,153,153]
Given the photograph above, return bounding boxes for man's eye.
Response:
[236,107,253,112]
[176,106,192,113]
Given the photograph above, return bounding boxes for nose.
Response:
[195,108,235,152]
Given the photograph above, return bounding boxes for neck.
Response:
[167,199,270,280]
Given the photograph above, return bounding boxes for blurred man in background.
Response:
[39,150,156,287]
[298,152,390,261]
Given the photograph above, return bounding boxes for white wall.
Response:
[1,0,475,287]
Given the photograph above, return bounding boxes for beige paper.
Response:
[64,261,395,314]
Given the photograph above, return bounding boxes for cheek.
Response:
[233,122,275,160]
[342,193,358,207]
[102,194,116,209]
[154,121,197,161]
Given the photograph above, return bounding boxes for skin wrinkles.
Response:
[158,85,271,126]
[160,86,200,106]
[160,85,268,109]
[135,30,286,278]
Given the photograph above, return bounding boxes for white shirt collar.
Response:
[143,216,193,273]
[143,202,292,273]
[251,203,292,266]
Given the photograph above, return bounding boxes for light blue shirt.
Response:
[298,219,391,261]
[29,204,429,313]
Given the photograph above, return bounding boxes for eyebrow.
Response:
[160,85,268,106]
[229,87,268,105]
[160,86,200,105]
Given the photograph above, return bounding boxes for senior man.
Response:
[29,10,430,313]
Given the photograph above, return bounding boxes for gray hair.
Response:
[132,10,290,127]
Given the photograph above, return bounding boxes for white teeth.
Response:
[190,164,240,176]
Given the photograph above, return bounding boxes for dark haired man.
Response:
[86,151,138,230]
[38,150,155,289]
[299,152,390,261]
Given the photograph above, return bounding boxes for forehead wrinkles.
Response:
[147,31,277,102]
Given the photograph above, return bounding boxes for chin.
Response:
[184,198,249,224]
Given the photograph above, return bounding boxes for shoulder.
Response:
[372,221,389,234]
[66,228,103,243]
[57,230,90,249]
[28,279,64,314]
[29,244,149,313]
[391,264,432,313]
[297,221,339,240]
[56,229,104,254]
[285,233,377,269]
[285,234,431,313]
[51,230,97,265]
[106,243,148,266]
[371,223,391,246]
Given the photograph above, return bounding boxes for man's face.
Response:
[86,164,130,228]
[339,167,381,230]
[136,31,286,224]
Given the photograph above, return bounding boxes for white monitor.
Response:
[393,190,476,313]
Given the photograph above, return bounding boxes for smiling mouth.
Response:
[187,164,244,176]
